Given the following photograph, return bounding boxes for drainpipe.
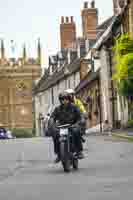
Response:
[98,77,102,133]
[91,51,102,132]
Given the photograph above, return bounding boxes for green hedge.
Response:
[127,120,133,128]
[11,128,34,138]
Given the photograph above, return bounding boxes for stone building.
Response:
[0,40,41,129]
[75,16,115,131]
[76,0,133,132]
[33,1,100,136]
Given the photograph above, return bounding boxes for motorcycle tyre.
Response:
[60,142,71,172]
[62,159,71,172]
[72,158,78,170]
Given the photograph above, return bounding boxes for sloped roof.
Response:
[96,16,115,40]
[95,9,128,50]
[34,58,81,94]
[97,16,114,32]
[75,70,100,93]
[93,16,118,50]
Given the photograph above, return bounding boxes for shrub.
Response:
[11,128,34,138]
[127,120,133,128]
[113,34,133,97]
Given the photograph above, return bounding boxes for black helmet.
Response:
[58,91,69,101]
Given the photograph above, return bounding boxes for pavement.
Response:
[112,128,133,141]
[0,136,133,200]
[86,127,133,142]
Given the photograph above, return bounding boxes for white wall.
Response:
[34,96,40,136]
[94,59,100,71]
[100,48,129,128]
[75,72,80,87]
[117,94,129,126]
[100,48,112,126]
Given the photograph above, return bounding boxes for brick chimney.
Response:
[60,16,76,50]
[113,0,127,15]
[81,1,98,40]
[113,0,119,15]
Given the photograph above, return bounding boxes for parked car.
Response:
[0,124,14,139]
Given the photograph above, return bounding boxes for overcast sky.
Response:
[0,0,113,65]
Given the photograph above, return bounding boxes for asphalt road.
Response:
[0,136,133,200]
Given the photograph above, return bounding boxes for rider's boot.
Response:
[77,151,84,159]
[54,155,60,163]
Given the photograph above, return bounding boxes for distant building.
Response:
[0,39,42,129]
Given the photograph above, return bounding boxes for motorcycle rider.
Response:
[49,91,84,163]
[65,89,86,114]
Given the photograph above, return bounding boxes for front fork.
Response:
[59,134,70,160]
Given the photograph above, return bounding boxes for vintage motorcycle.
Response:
[56,124,79,172]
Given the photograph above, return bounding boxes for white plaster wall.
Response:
[117,94,122,121]
[60,80,66,92]
[100,48,129,127]
[34,96,40,136]
[120,97,129,126]
[94,59,100,72]
[70,75,75,89]
[75,72,80,88]
[54,85,58,105]
[43,90,50,114]
[100,49,112,125]
[34,94,42,136]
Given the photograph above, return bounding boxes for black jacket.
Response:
[50,103,81,125]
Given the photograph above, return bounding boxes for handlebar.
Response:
[56,124,71,129]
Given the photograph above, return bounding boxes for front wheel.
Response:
[60,142,71,172]
[73,158,78,170]
[62,159,71,172]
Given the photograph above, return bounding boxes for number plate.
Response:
[60,128,68,136]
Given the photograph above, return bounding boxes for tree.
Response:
[113,34,133,97]
[113,34,133,119]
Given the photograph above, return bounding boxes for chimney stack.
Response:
[113,0,126,15]
[60,16,76,50]
[81,1,98,40]
[71,16,74,23]
[113,0,119,15]
[22,43,27,64]
[61,16,64,23]
[37,38,41,65]
[0,39,5,60]
[84,2,88,8]
[91,0,95,8]
[66,17,69,23]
